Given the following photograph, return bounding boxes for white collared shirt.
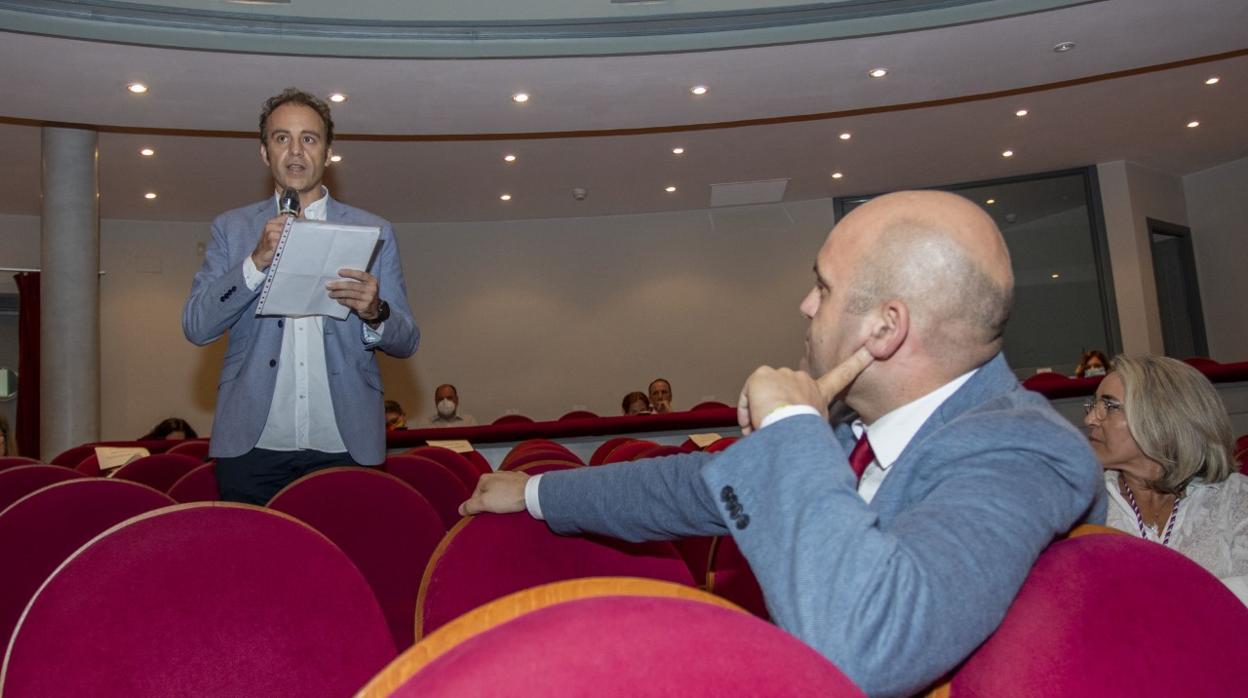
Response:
[524,368,978,517]
[242,189,380,453]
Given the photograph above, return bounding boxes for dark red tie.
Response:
[848,433,875,481]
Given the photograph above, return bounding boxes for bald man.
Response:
[462,191,1105,697]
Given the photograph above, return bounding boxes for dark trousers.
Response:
[215,448,357,505]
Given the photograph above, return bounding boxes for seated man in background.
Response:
[621,391,653,416]
[384,400,407,431]
[648,378,674,413]
[422,383,477,428]
[463,190,1105,698]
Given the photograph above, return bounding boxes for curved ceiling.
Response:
[1,0,1090,57]
[0,0,1244,223]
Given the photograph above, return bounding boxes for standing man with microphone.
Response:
[183,88,419,504]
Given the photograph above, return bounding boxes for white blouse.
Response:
[1104,471,1248,604]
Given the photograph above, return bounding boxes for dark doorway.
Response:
[1148,219,1209,359]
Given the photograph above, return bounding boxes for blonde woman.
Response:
[1083,355,1248,602]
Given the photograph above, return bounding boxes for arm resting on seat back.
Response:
[540,451,728,541]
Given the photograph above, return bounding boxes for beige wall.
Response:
[1183,156,1248,360]
[4,158,1245,441]
[4,201,833,440]
[1095,160,1189,355]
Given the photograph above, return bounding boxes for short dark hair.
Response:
[648,378,671,393]
[435,383,458,398]
[384,400,404,414]
[621,391,651,414]
[142,418,198,440]
[259,88,334,146]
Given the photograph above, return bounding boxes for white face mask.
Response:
[1084,366,1106,378]
[436,399,457,418]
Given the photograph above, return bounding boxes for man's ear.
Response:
[863,300,909,360]
[259,143,270,167]
[324,146,333,166]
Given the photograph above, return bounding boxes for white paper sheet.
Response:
[255,219,381,319]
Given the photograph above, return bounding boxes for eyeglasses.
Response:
[1082,396,1122,420]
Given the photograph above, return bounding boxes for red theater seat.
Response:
[492,414,534,425]
[111,453,203,493]
[75,454,102,477]
[499,449,582,471]
[558,410,598,421]
[49,444,95,468]
[691,400,731,411]
[0,456,41,471]
[0,478,174,645]
[416,512,694,639]
[167,462,219,503]
[361,578,864,698]
[1,503,396,697]
[590,437,635,465]
[383,455,472,530]
[602,439,659,464]
[461,449,493,475]
[502,439,576,468]
[165,439,211,461]
[637,444,685,459]
[943,529,1248,695]
[405,446,482,490]
[512,460,580,476]
[0,464,83,513]
[707,535,769,620]
[268,467,445,649]
[704,436,740,453]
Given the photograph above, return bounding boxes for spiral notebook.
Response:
[255,218,381,319]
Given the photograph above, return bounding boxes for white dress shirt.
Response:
[525,368,977,517]
[242,189,383,453]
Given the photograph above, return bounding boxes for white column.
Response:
[40,126,100,461]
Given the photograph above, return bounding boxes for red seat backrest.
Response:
[268,467,445,649]
[0,478,174,645]
[589,437,635,466]
[111,453,204,493]
[167,463,220,503]
[0,464,83,513]
[1,503,396,697]
[417,513,695,639]
[383,455,472,530]
[405,446,482,490]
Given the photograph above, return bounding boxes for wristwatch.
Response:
[368,300,390,325]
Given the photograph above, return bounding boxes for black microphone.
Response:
[279,187,300,217]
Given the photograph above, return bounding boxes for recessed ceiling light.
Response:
[139,148,155,157]
[1204,76,1220,85]
[838,132,851,140]
[1051,273,1061,279]
[499,194,512,201]
[1053,41,1076,53]
[868,67,888,78]
[1187,120,1200,128]
[1015,109,1029,117]
[690,85,708,96]
[986,198,996,205]
[665,186,677,193]
[328,93,347,103]
[144,192,157,200]
[512,92,530,103]
[671,147,685,155]
[329,154,342,163]
[127,82,148,94]
[503,153,517,162]
[831,172,844,179]
[1002,150,1015,158]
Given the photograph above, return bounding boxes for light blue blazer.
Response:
[539,353,1106,697]
[182,196,419,465]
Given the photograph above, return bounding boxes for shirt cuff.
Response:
[362,321,385,344]
[759,404,821,429]
[524,473,545,520]
[242,255,266,291]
